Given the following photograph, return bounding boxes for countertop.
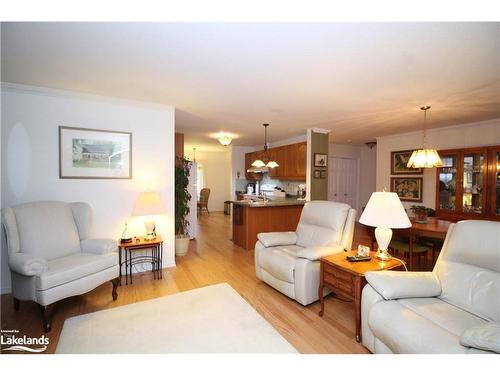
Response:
[230,197,306,208]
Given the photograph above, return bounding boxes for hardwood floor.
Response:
[1,212,373,354]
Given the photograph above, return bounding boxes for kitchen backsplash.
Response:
[261,176,306,196]
[235,178,250,192]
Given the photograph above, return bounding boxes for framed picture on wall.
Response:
[391,177,423,202]
[391,150,423,174]
[314,153,328,167]
[59,126,132,179]
[313,170,321,179]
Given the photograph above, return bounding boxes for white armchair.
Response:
[2,201,120,332]
[362,220,500,354]
[255,201,356,305]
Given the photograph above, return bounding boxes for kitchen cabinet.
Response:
[245,151,263,180]
[435,145,500,221]
[246,142,307,181]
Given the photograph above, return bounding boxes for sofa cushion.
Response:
[257,247,296,283]
[13,201,81,260]
[435,220,500,322]
[36,252,118,291]
[460,322,500,353]
[368,297,487,353]
[296,201,350,248]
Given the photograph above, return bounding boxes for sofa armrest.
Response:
[81,239,117,255]
[365,271,441,300]
[8,253,48,276]
[296,245,344,261]
[257,232,297,247]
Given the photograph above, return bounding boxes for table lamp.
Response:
[359,191,411,260]
[132,191,166,240]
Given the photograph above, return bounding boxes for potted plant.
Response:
[410,205,436,223]
[175,156,192,256]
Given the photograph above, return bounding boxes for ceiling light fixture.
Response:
[407,106,443,169]
[218,135,232,146]
[247,123,279,173]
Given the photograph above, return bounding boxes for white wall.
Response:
[376,119,500,210]
[230,145,254,198]
[328,143,377,213]
[1,84,175,293]
[184,149,231,212]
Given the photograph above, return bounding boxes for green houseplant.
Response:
[175,156,192,256]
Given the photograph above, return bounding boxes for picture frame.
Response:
[314,153,328,167]
[313,170,321,179]
[391,150,423,174]
[59,126,132,179]
[391,177,423,202]
[320,170,327,179]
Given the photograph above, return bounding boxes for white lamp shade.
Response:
[359,192,411,229]
[266,160,279,168]
[251,159,266,168]
[132,192,166,216]
[407,149,443,168]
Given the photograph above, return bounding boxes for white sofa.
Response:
[2,201,120,331]
[362,220,500,354]
[255,201,356,305]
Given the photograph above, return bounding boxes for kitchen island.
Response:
[231,198,306,250]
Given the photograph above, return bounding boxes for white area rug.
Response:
[56,283,297,353]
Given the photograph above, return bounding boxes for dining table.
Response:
[369,217,453,271]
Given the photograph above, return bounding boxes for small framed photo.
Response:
[314,153,328,167]
[320,170,327,179]
[313,170,321,179]
[59,126,132,179]
[391,177,423,202]
[391,150,423,175]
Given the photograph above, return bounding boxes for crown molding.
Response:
[1,82,175,112]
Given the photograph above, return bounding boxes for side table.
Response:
[318,250,404,342]
[118,236,163,285]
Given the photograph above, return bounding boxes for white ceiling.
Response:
[2,22,499,150]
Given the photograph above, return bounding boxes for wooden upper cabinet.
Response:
[247,142,306,181]
[245,151,263,181]
[285,142,307,179]
[435,145,499,221]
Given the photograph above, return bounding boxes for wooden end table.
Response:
[118,236,163,285]
[318,250,404,343]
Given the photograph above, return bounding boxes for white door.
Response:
[187,161,198,239]
[328,157,359,211]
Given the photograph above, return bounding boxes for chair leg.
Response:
[111,277,120,301]
[206,206,210,215]
[39,303,54,333]
[13,297,20,311]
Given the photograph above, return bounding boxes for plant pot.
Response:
[175,235,190,256]
[412,209,428,224]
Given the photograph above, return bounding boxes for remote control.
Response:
[346,255,371,262]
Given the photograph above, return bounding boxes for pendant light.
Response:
[247,124,279,173]
[407,106,443,169]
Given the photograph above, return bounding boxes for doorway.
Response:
[328,157,359,213]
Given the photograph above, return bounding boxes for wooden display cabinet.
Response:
[435,145,500,221]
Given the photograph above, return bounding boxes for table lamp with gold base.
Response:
[359,191,411,261]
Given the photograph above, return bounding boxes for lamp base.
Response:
[374,227,393,261]
[375,248,392,261]
[144,218,156,240]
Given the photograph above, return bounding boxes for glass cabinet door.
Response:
[438,154,459,211]
[491,147,500,217]
[461,150,486,214]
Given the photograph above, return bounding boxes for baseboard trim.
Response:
[1,286,12,295]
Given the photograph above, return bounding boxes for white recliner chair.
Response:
[362,220,500,354]
[255,201,356,306]
[2,201,120,331]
